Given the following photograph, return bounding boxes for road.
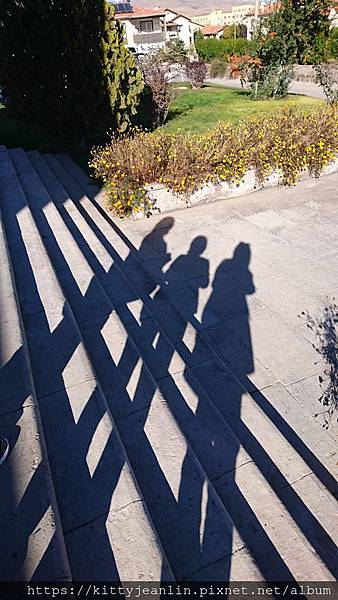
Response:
[167,64,325,98]
[207,77,326,99]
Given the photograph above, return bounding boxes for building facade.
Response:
[113,4,200,54]
[194,5,254,28]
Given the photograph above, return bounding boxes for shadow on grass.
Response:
[166,106,191,124]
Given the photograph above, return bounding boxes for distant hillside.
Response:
[134,0,249,16]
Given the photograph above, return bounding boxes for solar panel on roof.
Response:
[109,1,134,12]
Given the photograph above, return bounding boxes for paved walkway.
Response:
[168,63,325,97]
[207,77,325,98]
[1,145,337,581]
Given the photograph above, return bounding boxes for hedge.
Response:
[195,38,256,62]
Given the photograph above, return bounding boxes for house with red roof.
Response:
[202,24,225,39]
[112,3,201,55]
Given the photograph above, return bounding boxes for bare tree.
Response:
[139,51,174,127]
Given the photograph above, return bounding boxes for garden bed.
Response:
[90,105,338,219]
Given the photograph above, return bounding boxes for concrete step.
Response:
[57,155,338,489]
[56,154,338,486]
[2,146,336,580]
[21,148,255,581]
[0,208,70,581]
[1,147,173,582]
[45,153,338,580]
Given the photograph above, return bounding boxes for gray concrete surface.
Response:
[207,77,326,98]
[168,63,326,98]
[1,146,337,582]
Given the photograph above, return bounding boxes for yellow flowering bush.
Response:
[89,106,338,217]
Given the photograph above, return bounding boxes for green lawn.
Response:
[1,87,323,156]
[165,85,324,134]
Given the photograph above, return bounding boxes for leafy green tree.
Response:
[251,0,331,98]
[256,0,331,66]
[223,25,236,39]
[328,27,338,59]
[102,1,144,132]
[164,39,189,64]
[0,0,143,142]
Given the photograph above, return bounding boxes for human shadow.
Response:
[173,242,338,580]
[4,142,337,584]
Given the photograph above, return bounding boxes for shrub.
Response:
[301,301,338,429]
[90,106,338,217]
[195,37,256,62]
[185,60,207,89]
[0,0,143,142]
[164,39,189,64]
[229,54,262,87]
[139,52,173,127]
[249,64,294,99]
[314,62,338,104]
[209,58,229,79]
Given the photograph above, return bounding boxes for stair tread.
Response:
[44,152,338,579]
[1,145,337,581]
[20,149,256,581]
[45,149,338,569]
[0,207,70,581]
[2,148,173,582]
[54,154,338,483]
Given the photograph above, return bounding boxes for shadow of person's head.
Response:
[153,217,174,236]
[189,236,207,256]
[232,242,254,295]
[233,242,251,265]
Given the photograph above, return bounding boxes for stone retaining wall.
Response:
[132,158,338,219]
[290,64,338,82]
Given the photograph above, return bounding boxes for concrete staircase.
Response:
[0,146,337,582]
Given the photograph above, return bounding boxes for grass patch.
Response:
[164,85,324,134]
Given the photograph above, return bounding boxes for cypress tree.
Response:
[102,1,144,132]
[0,0,144,142]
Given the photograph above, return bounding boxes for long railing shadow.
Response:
[2,159,338,582]
[155,236,337,579]
[25,179,239,580]
[32,166,337,581]
[110,213,337,499]
[39,173,303,580]
[0,196,122,580]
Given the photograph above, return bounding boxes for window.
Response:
[139,20,154,32]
